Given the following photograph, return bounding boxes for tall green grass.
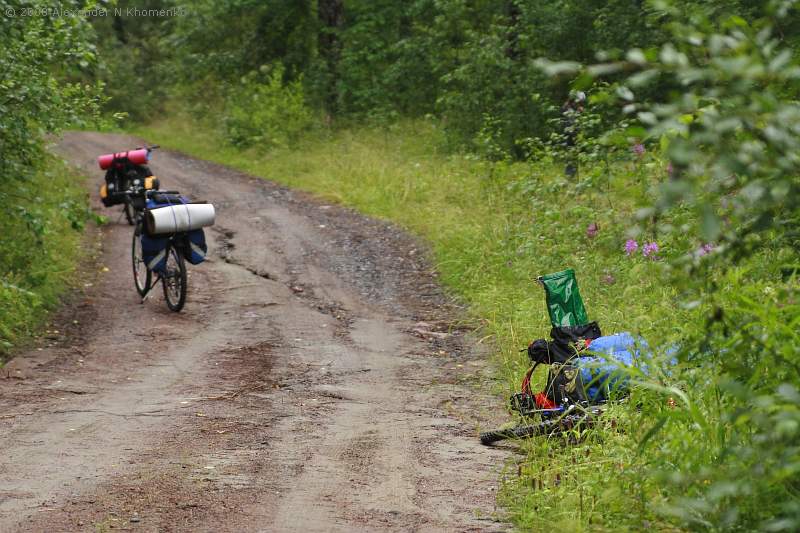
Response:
[0,157,92,362]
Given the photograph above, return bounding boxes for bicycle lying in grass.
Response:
[480,269,639,446]
[479,331,638,446]
[480,398,603,445]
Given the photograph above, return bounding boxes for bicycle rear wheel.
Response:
[163,245,187,312]
[132,224,151,297]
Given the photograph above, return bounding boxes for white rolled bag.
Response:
[146,203,216,235]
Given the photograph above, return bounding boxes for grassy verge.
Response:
[132,114,691,529]
[0,156,92,363]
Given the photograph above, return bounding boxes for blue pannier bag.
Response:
[184,228,207,265]
[141,234,169,273]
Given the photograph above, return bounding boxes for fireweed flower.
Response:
[698,243,715,256]
[625,240,638,255]
[586,222,598,238]
[642,242,659,259]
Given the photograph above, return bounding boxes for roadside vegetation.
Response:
[0,159,93,361]
[2,0,798,529]
[0,3,101,361]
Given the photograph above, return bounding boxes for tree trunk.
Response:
[318,0,344,115]
[506,1,521,60]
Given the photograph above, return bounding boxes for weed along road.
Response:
[0,132,506,532]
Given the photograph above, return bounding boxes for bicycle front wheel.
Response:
[480,417,571,445]
[124,202,134,225]
[163,245,187,312]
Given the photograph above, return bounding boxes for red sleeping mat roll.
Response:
[97,148,149,170]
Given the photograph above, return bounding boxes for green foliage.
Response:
[333,0,440,118]
[0,0,103,181]
[90,0,178,122]
[0,1,99,359]
[89,0,677,153]
[168,0,315,83]
[631,6,800,262]
[624,3,800,527]
[527,1,800,529]
[223,64,314,148]
[0,158,92,359]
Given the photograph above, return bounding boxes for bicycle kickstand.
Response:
[140,274,161,303]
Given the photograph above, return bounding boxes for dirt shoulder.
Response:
[0,132,507,532]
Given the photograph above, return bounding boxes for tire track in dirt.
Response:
[0,132,507,532]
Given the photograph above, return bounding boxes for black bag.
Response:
[183,229,207,265]
[545,363,589,405]
[550,321,602,346]
[527,321,602,366]
[101,169,125,206]
[528,338,572,365]
[141,233,168,273]
[101,162,153,207]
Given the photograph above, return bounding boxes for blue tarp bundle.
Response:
[576,332,644,401]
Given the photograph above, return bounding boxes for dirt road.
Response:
[0,132,507,532]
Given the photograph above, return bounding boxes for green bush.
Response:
[1,0,100,360]
[0,158,92,360]
[223,64,315,149]
[517,1,800,530]
[0,0,102,182]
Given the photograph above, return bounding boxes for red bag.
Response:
[97,148,148,170]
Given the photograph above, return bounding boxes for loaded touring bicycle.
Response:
[97,146,215,312]
[132,190,215,311]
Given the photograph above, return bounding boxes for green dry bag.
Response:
[539,269,588,327]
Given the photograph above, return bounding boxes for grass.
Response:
[131,113,704,530]
[0,155,92,363]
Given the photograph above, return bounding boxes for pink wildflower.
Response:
[698,243,715,257]
[586,222,599,238]
[642,242,659,259]
[625,239,639,255]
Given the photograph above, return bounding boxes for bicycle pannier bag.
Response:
[141,234,169,273]
[184,229,207,265]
